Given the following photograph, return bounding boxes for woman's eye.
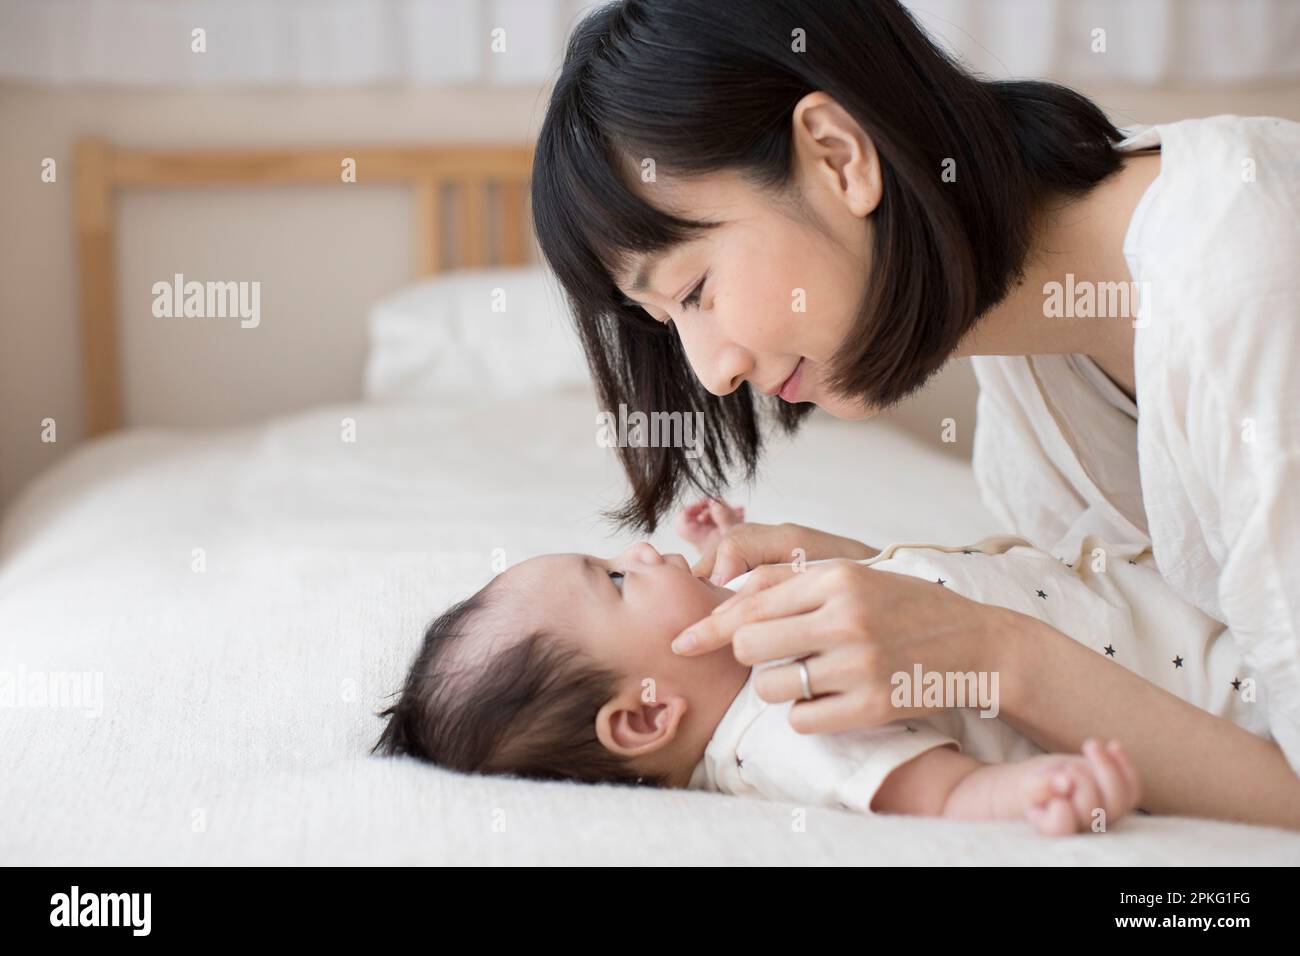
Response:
[679,275,707,311]
[607,570,625,591]
[618,296,672,329]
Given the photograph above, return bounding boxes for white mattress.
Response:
[2,388,1297,864]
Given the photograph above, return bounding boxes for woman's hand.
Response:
[674,497,745,554]
[672,559,1016,735]
[690,520,879,585]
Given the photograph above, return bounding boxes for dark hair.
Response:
[531,0,1125,533]
[373,584,666,788]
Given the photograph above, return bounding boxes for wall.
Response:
[3,81,1299,515]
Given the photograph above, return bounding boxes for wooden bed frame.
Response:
[73,140,536,437]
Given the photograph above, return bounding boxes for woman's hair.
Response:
[531,0,1126,533]
[373,583,666,788]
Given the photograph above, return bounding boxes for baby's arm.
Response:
[872,739,1142,835]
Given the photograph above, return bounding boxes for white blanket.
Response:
[2,388,1297,864]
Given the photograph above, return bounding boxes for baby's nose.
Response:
[663,552,691,572]
[623,541,663,564]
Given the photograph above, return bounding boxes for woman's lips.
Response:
[778,358,805,402]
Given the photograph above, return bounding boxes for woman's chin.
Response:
[813,394,880,422]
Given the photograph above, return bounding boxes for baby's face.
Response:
[499,541,751,775]
[503,541,744,693]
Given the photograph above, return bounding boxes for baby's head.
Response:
[373,542,749,788]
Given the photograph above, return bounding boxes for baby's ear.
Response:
[596,692,689,758]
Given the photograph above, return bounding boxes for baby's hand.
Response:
[675,497,746,553]
[1012,739,1141,836]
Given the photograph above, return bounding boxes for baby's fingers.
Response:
[1063,766,1103,830]
[1026,797,1079,837]
[675,499,712,537]
[678,498,705,519]
[707,498,745,531]
[1082,739,1135,818]
[1106,740,1142,808]
[1038,766,1095,832]
[1021,767,1078,836]
[1021,769,1055,807]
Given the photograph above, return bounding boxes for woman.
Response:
[530,0,1300,827]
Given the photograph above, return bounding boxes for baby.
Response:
[373,501,1262,835]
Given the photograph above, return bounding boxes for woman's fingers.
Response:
[691,522,783,584]
[708,538,752,587]
[711,564,799,615]
[731,612,829,667]
[786,690,878,735]
[750,644,866,702]
[689,521,873,584]
[690,535,723,578]
[673,564,829,656]
[710,525,807,585]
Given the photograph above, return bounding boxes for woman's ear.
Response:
[791,91,883,219]
[596,687,689,758]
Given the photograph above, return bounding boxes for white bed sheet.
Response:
[2,387,1297,865]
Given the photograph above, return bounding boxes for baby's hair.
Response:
[373,581,669,788]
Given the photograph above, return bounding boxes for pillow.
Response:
[363,265,592,403]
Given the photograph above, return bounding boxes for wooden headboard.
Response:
[74,139,535,437]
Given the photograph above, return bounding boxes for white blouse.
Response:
[971,115,1300,773]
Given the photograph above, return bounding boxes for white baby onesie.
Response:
[686,534,1271,814]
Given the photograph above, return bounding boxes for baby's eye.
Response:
[607,570,625,591]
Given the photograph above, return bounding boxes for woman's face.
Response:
[612,95,885,420]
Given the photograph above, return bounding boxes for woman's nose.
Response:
[676,321,752,397]
[706,347,753,397]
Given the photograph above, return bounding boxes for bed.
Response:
[2,141,1297,865]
